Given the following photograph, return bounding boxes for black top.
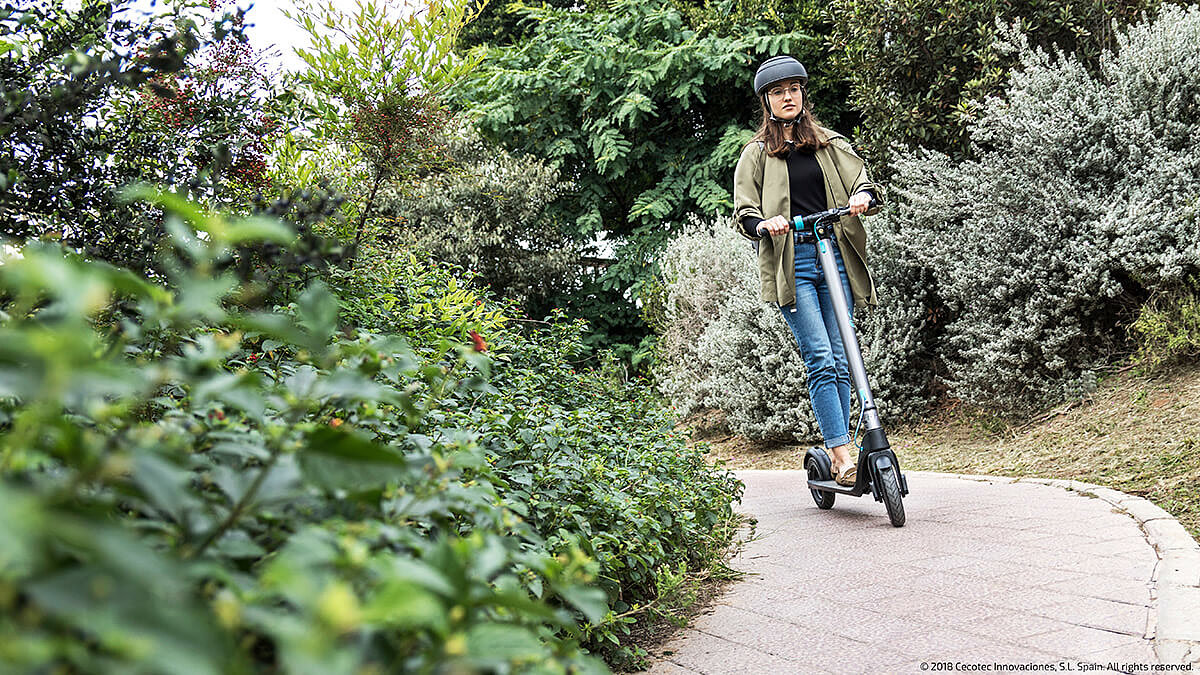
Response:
[786,147,827,219]
[741,146,873,238]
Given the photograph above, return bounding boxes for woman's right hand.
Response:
[756,215,791,237]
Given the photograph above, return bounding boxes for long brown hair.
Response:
[751,88,828,158]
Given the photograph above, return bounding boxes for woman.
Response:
[732,55,883,486]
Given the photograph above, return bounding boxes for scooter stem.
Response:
[804,215,883,433]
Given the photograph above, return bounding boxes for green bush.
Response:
[654,221,817,440]
[328,242,511,346]
[1132,286,1200,370]
[373,124,578,316]
[0,193,741,671]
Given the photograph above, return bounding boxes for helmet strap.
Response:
[762,93,800,128]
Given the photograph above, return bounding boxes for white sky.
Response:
[237,0,324,72]
[122,0,369,72]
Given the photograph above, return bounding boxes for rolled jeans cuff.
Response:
[824,434,852,449]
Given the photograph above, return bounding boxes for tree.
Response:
[456,0,589,50]
[122,5,286,208]
[826,0,1163,164]
[667,0,859,136]
[451,0,822,343]
[0,0,190,272]
[286,0,485,248]
[0,0,297,274]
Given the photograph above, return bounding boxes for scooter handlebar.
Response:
[791,198,879,231]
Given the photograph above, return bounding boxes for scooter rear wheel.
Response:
[879,466,906,527]
[805,456,835,510]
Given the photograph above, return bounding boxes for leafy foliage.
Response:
[126,7,286,204]
[374,124,577,315]
[286,0,484,246]
[0,0,190,272]
[826,0,1162,164]
[0,191,741,671]
[1131,286,1200,371]
[668,0,859,135]
[451,0,815,311]
[864,8,1200,412]
[0,0,301,274]
[457,0,589,49]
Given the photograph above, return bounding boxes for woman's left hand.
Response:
[847,191,872,216]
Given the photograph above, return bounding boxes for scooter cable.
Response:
[852,403,866,452]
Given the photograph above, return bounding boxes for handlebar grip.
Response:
[791,197,880,231]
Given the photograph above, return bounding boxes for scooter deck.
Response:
[806,479,869,497]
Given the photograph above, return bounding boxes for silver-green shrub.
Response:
[657,221,818,441]
[871,6,1200,411]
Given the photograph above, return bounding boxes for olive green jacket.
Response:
[732,128,883,308]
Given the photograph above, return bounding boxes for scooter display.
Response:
[792,204,908,527]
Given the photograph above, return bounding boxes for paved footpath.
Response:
[646,470,1200,674]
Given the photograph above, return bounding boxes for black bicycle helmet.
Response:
[753,55,808,96]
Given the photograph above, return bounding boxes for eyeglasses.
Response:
[767,84,804,99]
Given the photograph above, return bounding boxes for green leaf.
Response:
[361,580,445,629]
[465,623,546,663]
[223,216,294,245]
[297,427,409,491]
[556,584,608,624]
[131,452,194,524]
[296,281,339,350]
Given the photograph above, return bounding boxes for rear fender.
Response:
[804,446,833,482]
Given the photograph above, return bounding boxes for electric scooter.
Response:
[792,204,909,527]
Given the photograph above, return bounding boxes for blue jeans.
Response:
[779,240,854,449]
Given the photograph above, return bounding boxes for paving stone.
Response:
[1082,486,1132,504]
[1042,575,1153,605]
[1020,625,1145,659]
[906,554,980,572]
[1083,637,1158,664]
[957,609,1075,640]
[1052,555,1157,579]
[948,558,1046,580]
[1156,585,1200,642]
[642,659,700,674]
[953,585,1081,612]
[908,596,1010,624]
[1071,539,1157,558]
[789,639,913,675]
[852,589,964,618]
[1032,596,1151,636]
[1154,638,1200,665]
[1144,519,1200,553]
[667,634,803,674]
[736,594,843,625]
[1116,497,1177,524]
[949,641,1063,663]
[687,604,779,641]
[1157,549,1200,588]
[876,624,996,659]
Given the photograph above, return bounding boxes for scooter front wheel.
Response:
[878,466,906,527]
[806,456,835,510]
